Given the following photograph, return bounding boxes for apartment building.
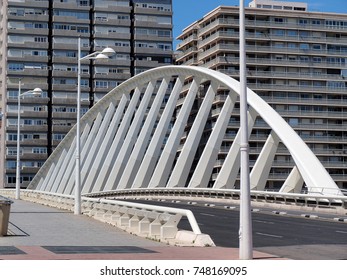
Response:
[0,0,173,188]
[176,0,347,190]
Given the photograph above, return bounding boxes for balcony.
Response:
[176,34,198,50]
[249,83,347,94]
[201,56,347,69]
[199,17,347,34]
[52,112,77,120]
[8,28,48,36]
[261,96,347,107]
[6,125,48,133]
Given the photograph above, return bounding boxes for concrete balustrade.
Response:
[0,189,214,247]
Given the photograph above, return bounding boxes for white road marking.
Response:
[256,232,283,238]
[254,220,275,225]
[200,213,215,217]
[336,230,347,234]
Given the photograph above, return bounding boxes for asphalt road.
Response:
[127,198,347,260]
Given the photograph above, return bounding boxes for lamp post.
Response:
[75,37,115,215]
[239,0,253,259]
[16,79,42,200]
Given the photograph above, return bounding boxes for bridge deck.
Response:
[0,199,280,260]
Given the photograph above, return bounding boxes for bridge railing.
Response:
[0,189,214,247]
[86,188,347,213]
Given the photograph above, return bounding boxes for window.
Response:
[158,30,171,37]
[33,147,47,154]
[53,134,66,140]
[273,29,285,36]
[299,31,309,38]
[328,81,345,89]
[289,118,299,126]
[95,81,108,88]
[274,42,285,48]
[7,148,17,156]
[288,30,297,37]
[7,176,16,184]
[78,1,88,6]
[77,26,89,33]
[7,132,18,141]
[6,161,16,169]
[8,63,24,71]
[274,18,285,23]
[299,19,308,25]
[300,43,309,50]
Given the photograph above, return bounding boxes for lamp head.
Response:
[101,47,115,56]
[32,88,43,96]
[95,53,109,60]
[20,88,42,97]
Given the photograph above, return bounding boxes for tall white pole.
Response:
[74,37,81,215]
[15,79,21,200]
[239,0,253,259]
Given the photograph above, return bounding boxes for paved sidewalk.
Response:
[0,199,282,260]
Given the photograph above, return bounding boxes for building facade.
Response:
[0,0,173,188]
[176,0,347,190]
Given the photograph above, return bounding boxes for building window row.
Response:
[6,160,44,169]
[95,12,130,21]
[7,133,47,141]
[95,26,129,34]
[135,15,171,25]
[8,49,48,57]
[8,63,48,71]
[8,21,48,30]
[136,41,172,50]
[9,8,47,16]
[94,0,129,8]
[53,23,89,33]
[7,119,47,126]
[53,10,89,20]
[135,2,171,12]
[136,28,171,37]
[255,4,306,11]
[7,175,34,184]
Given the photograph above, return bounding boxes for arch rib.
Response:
[28,66,341,197]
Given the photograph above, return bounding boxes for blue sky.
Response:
[172,0,347,47]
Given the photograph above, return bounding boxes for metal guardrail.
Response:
[86,188,347,211]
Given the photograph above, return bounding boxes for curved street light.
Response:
[75,38,115,215]
[16,80,42,199]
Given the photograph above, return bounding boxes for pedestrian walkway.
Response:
[0,199,282,260]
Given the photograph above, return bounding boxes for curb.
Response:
[301,214,318,219]
[333,217,347,223]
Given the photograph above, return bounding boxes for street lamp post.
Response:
[74,37,115,215]
[239,0,253,259]
[16,79,42,200]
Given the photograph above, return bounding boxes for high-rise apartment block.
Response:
[176,0,347,190]
[0,0,173,188]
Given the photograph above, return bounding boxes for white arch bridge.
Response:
[29,66,343,198]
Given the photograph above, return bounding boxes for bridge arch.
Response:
[29,66,341,196]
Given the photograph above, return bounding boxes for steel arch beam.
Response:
[29,66,342,196]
